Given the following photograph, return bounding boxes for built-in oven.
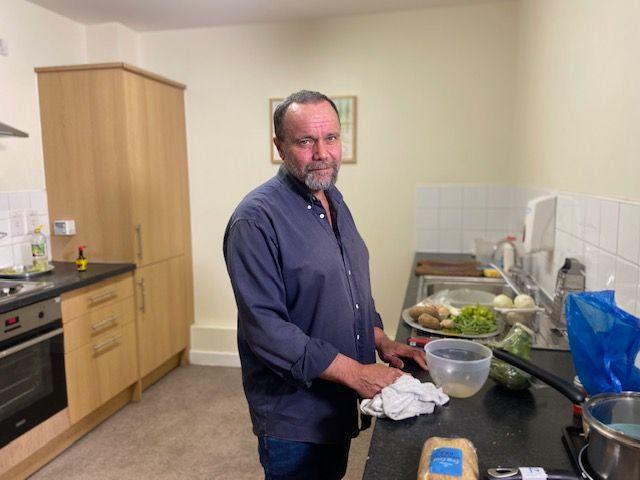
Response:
[0,296,67,448]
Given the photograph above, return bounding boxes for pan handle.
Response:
[492,349,586,404]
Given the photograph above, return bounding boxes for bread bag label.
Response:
[429,447,463,477]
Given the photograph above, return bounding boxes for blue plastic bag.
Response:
[566,290,640,395]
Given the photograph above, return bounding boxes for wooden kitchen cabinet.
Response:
[61,275,139,424]
[136,256,189,377]
[36,63,194,387]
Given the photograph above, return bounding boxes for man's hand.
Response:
[375,327,428,371]
[320,354,404,399]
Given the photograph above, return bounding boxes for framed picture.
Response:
[269,95,357,164]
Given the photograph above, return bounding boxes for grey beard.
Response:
[285,160,339,191]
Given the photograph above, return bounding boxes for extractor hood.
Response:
[0,121,28,137]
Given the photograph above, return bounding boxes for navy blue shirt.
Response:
[223,166,383,444]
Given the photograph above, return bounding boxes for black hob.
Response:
[562,426,599,480]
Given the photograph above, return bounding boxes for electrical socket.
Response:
[10,212,27,237]
[0,39,8,56]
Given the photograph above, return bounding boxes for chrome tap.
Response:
[550,258,585,326]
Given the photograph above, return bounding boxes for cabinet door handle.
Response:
[135,224,143,260]
[91,314,119,331]
[89,289,117,304]
[138,278,146,313]
[92,334,121,354]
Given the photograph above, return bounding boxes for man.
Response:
[224,90,427,479]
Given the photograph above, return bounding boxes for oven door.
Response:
[0,319,67,448]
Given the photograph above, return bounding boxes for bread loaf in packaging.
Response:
[417,437,478,480]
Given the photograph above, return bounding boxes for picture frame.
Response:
[269,95,357,164]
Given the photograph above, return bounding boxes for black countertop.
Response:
[362,253,580,479]
[0,261,135,314]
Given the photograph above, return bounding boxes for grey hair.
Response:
[273,90,340,141]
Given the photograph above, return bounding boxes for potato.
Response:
[422,304,439,318]
[440,319,455,329]
[418,313,441,330]
[409,305,427,320]
[436,305,450,320]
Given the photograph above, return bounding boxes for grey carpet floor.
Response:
[30,365,373,479]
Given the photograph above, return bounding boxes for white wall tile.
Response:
[584,196,601,245]
[416,186,439,208]
[486,208,510,231]
[463,186,487,208]
[615,258,639,315]
[29,190,49,215]
[8,192,30,211]
[0,193,9,213]
[415,208,438,229]
[0,245,13,268]
[438,230,462,253]
[617,202,640,264]
[597,250,617,290]
[439,186,463,208]
[487,186,511,208]
[584,244,599,291]
[463,209,486,230]
[462,230,485,254]
[416,229,438,252]
[574,194,587,241]
[636,285,640,318]
[439,208,462,230]
[599,200,619,254]
[510,207,526,235]
[0,221,10,248]
[486,230,510,242]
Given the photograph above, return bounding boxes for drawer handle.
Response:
[89,289,117,304]
[135,224,144,260]
[93,334,121,354]
[91,314,119,332]
[138,278,146,313]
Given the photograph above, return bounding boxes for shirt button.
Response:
[357,334,360,340]
[319,213,325,219]
[348,270,352,275]
[307,205,312,210]
[355,303,360,309]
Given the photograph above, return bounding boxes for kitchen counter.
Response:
[0,261,135,314]
[362,253,579,479]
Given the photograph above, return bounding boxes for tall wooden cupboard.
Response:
[36,63,194,382]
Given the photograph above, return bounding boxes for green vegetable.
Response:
[488,323,534,390]
[443,304,497,335]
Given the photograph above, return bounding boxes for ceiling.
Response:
[26,0,494,32]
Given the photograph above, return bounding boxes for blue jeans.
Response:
[258,435,351,480]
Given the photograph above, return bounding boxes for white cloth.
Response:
[359,375,449,420]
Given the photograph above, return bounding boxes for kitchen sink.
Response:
[413,274,570,351]
[416,275,515,304]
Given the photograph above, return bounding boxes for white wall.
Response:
[138,1,519,355]
[0,0,86,191]
[86,22,139,64]
[512,0,640,202]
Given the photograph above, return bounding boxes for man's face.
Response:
[274,101,342,192]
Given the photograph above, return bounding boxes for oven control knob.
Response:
[38,311,45,319]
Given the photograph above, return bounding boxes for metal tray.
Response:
[0,264,55,279]
[402,307,505,339]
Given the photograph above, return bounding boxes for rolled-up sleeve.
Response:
[224,219,339,388]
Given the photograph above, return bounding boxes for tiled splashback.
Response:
[0,190,51,268]
[416,185,640,317]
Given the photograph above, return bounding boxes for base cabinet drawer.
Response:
[65,321,138,424]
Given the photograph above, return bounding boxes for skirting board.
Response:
[190,349,241,368]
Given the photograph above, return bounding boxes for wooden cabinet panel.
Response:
[37,69,134,263]
[61,274,134,322]
[124,74,186,266]
[65,321,138,424]
[136,256,188,377]
[64,297,135,353]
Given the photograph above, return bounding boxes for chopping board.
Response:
[415,259,482,277]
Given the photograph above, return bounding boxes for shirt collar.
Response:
[277,165,343,206]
